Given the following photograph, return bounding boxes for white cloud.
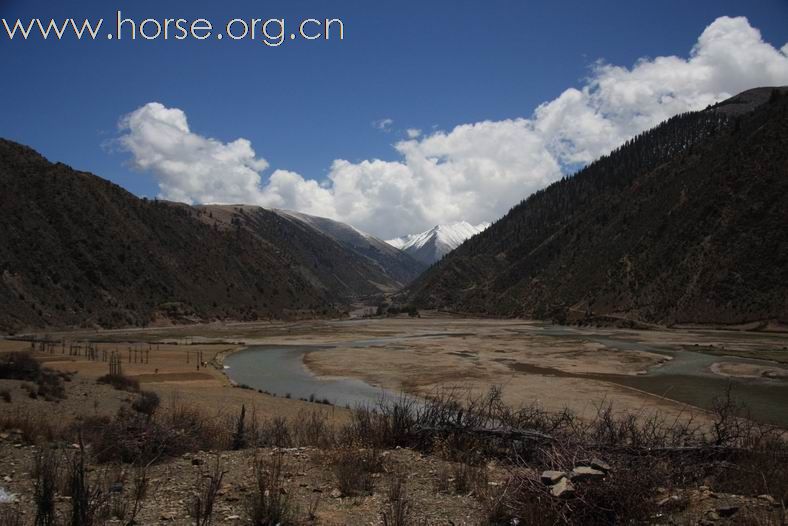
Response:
[118,16,788,239]
[118,103,269,205]
[372,118,394,132]
[406,128,422,139]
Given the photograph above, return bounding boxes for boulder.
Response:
[758,494,777,506]
[590,458,612,473]
[541,470,566,485]
[550,478,575,498]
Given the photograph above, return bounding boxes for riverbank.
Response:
[5,315,788,426]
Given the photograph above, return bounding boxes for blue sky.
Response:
[1,0,788,237]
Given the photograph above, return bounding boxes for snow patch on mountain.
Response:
[387,222,490,265]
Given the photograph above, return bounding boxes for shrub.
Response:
[0,408,62,443]
[230,404,247,451]
[452,457,486,495]
[246,452,295,525]
[131,390,160,417]
[332,448,377,497]
[188,456,225,526]
[0,505,24,526]
[0,353,67,400]
[382,473,412,526]
[291,410,334,448]
[67,444,108,526]
[256,417,292,448]
[0,352,40,380]
[33,448,60,526]
[80,402,227,465]
[96,374,139,392]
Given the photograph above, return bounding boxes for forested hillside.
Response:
[0,141,341,332]
[407,88,788,327]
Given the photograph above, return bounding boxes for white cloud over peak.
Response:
[118,16,788,239]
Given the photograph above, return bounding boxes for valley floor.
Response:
[1,315,787,524]
[4,314,787,426]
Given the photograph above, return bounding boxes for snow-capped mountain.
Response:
[387,221,491,265]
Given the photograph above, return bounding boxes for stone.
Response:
[541,470,566,485]
[330,488,342,499]
[758,494,777,505]
[550,478,575,498]
[657,495,681,507]
[590,458,612,473]
[191,458,203,466]
[569,466,605,481]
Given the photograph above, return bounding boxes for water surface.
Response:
[224,325,788,425]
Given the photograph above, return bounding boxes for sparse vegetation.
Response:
[0,408,61,443]
[67,442,107,526]
[332,448,377,497]
[33,448,59,526]
[246,452,295,525]
[383,473,413,526]
[2,362,786,524]
[0,505,26,526]
[0,352,68,400]
[96,373,140,392]
[0,506,24,526]
[231,404,247,451]
[187,456,225,526]
[131,390,160,417]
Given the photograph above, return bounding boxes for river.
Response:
[223,325,788,425]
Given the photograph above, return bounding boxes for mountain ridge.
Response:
[0,140,417,332]
[271,208,426,285]
[387,221,490,265]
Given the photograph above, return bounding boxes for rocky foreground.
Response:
[0,432,785,525]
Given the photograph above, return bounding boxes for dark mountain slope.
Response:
[270,209,426,286]
[196,205,420,298]
[407,88,788,326]
[0,140,341,332]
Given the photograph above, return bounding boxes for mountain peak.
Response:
[387,221,490,265]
